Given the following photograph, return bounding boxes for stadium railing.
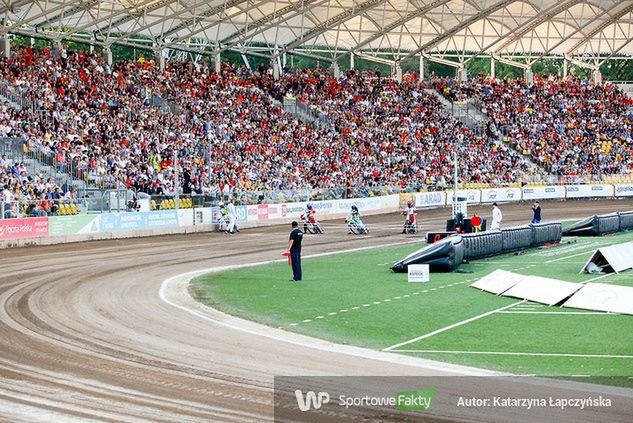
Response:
[0,198,80,219]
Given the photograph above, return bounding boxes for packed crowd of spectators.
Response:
[6,47,614,202]
[0,153,78,218]
[433,74,633,176]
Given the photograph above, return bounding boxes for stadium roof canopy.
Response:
[3,0,632,67]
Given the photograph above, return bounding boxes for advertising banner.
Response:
[177,209,194,227]
[247,195,399,223]
[0,217,48,240]
[445,189,482,205]
[399,193,416,209]
[480,188,522,203]
[101,210,179,232]
[565,184,614,199]
[521,186,566,200]
[49,215,100,237]
[613,184,633,198]
[415,191,446,208]
[211,206,248,224]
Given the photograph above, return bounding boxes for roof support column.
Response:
[592,69,602,85]
[394,64,402,83]
[490,56,495,78]
[457,65,467,82]
[154,49,165,71]
[331,62,340,78]
[213,52,221,74]
[563,57,568,77]
[524,68,534,85]
[103,46,113,65]
[53,40,64,59]
[350,52,355,70]
[271,59,279,80]
[0,34,10,59]
[419,54,424,80]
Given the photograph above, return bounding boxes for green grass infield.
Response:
[191,231,633,385]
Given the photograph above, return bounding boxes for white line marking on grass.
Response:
[583,273,615,284]
[362,304,371,307]
[499,311,612,315]
[373,301,382,304]
[546,250,595,263]
[403,295,410,298]
[384,299,391,302]
[289,323,298,326]
[328,312,337,316]
[303,319,312,323]
[315,316,324,319]
[383,301,526,351]
[429,288,436,291]
[351,307,360,310]
[393,350,633,359]
[340,309,348,313]
[394,296,401,299]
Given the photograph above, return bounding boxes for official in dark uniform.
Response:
[531,201,542,224]
[287,221,303,282]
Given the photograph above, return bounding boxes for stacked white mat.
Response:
[471,269,633,315]
[580,242,633,274]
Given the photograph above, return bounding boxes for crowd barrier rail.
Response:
[0,181,631,246]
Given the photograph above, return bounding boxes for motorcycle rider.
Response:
[346,204,366,234]
[217,202,229,232]
[301,203,318,233]
[401,200,418,234]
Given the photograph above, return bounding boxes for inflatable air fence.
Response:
[392,222,562,273]
[563,212,632,236]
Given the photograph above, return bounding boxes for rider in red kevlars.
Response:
[401,200,418,234]
[300,203,318,233]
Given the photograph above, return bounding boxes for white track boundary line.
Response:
[159,241,503,377]
[393,350,633,359]
[383,300,525,351]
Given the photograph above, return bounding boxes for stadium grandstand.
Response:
[1,2,633,422]
[0,1,632,219]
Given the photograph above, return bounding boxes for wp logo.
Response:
[294,390,330,411]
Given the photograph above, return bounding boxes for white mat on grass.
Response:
[502,276,582,306]
[563,283,633,315]
[470,269,527,295]
[580,242,633,274]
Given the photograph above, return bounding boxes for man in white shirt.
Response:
[491,202,503,230]
[227,199,239,234]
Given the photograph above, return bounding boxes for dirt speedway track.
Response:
[1,199,632,422]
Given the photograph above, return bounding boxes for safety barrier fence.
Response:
[563,211,633,236]
[391,222,563,273]
[1,180,632,244]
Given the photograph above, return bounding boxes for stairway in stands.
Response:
[0,88,92,193]
[425,87,545,181]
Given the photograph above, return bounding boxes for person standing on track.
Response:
[227,199,238,234]
[287,221,303,282]
[491,202,502,230]
[531,201,542,224]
